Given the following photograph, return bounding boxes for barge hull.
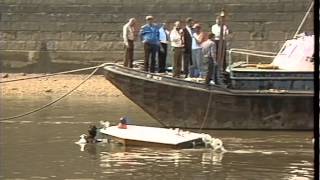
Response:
[104,65,313,130]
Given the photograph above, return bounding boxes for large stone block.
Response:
[60,32,72,40]
[55,41,73,51]
[264,22,297,31]
[250,32,266,41]
[50,50,124,63]
[25,41,39,50]
[0,31,16,40]
[10,22,40,30]
[0,50,31,62]
[101,32,121,41]
[0,22,13,30]
[0,0,314,71]
[267,31,286,41]
[225,3,285,13]
[229,22,253,31]
[6,40,26,50]
[39,32,61,40]
[232,31,250,41]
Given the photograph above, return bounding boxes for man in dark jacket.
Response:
[182,17,194,78]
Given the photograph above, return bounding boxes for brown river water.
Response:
[0,96,314,179]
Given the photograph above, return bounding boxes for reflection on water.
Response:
[0,96,314,179]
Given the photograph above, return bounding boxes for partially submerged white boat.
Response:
[99,125,224,150]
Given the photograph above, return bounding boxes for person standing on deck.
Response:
[123,18,136,68]
[191,23,205,78]
[139,16,160,73]
[211,15,230,72]
[170,21,184,78]
[202,33,218,85]
[182,17,194,78]
[158,22,170,73]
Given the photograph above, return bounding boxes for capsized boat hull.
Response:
[103,65,313,130]
[99,125,205,148]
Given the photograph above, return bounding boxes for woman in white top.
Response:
[191,24,205,78]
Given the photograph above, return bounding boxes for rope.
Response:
[0,66,100,121]
[200,90,214,131]
[293,1,314,38]
[0,63,108,84]
[277,1,314,56]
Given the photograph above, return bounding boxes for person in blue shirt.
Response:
[139,15,160,73]
[158,22,170,73]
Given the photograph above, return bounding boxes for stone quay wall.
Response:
[0,0,314,72]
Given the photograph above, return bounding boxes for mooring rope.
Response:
[293,0,314,38]
[199,90,214,131]
[277,1,314,56]
[0,63,108,83]
[0,66,100,121]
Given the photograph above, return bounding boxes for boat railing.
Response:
[228,48,277,64]
[227,48,277,77]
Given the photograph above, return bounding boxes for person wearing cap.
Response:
[182,17,194,78]
[191,23,205,78]
[123,18,136,68]
[170,21,184,78]
[158,22,170,73]
[139,15,160,73]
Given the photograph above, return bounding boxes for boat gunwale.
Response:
[100,125,204,148]
[103,64,314,97]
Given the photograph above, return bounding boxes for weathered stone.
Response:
[268,31,286,41]
[0,31,16,40]
[40,32,61,40]
[0,0,314,71]
[25,41,38,50]
[50,51,124,63]
[60,32,72,40]
[250,32,266,41]
[0,50,30,62]
[16,31,36,40]
[101,32,121,41]
[84,32,102,41]
[232,31,250,41]
[6,40,26,50]
[55,41,73,51]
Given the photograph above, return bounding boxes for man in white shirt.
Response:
[158,22,170,73]
[170,21,184,78]
[211,16,230,72]
[123,18,136,68]
[211,16,229,41]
